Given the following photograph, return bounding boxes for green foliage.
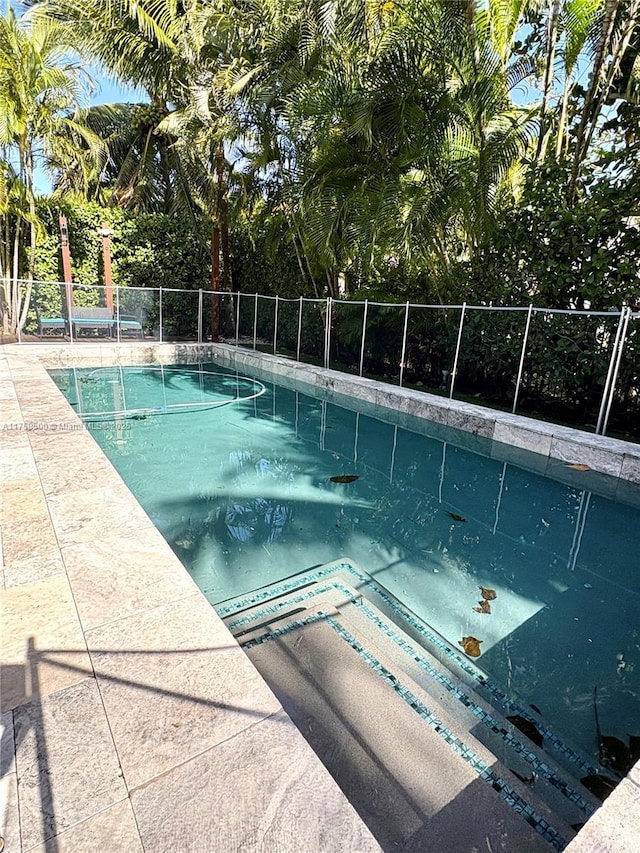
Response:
[458,161,640,310]
[229,214,307,297]
[35,198,212,289]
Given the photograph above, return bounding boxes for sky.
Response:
[8,0,145,106]
[8,0,146,191]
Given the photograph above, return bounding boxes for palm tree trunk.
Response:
[577,3,640,168]
[536,0,562,163]
[292,218,320,297]
[11,219,20,334]
[569,0,620,202]
[1,214,10,330]
[211,225,220,342]
[215,143,232,291]
[555,74,572,159]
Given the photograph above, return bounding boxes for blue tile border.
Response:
[224,573,595,818]
[225,584,346,631]
[218,559,600,780]
[238,606,567,851]
[325,616,568,852]
[351,598,595,817]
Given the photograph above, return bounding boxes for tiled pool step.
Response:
[218,561,607,852]
[219,559,606,784]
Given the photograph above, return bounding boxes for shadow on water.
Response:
[50,363,640,767]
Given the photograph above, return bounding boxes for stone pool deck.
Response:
[2,341,640,853]
[0,346,381,852]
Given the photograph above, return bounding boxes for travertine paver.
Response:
[1,516,65,590]
[0,477,49,525]
[0,770,20,853]
[131,710,382,853]
[26,799,144,853]
[564,779,640,853]
[85,594,282,790]
[0,574,91,712]
[0,712,20,853]
[45,483,156,547]
[1,448,38,480]
[35,451,119,496]
[61,533,200,631]
[13,678,127,850]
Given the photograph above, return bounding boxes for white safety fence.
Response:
[6,279,639,439]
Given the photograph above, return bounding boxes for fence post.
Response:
[512,304,533,414]
[399,301,410,387]
[273,294,279,354]
[449,302,466,399]
[235,292,241,347]
[324,297,331,369]
[253,293,258,350]
[197,288,203,343]
[596,307,626,434]
[359,299,368,377]
[600,307,631,437]
[159,287,163,342]
[16,279,22,344]
[66,282,74,344]
[116,286,121,344]
[296,296,303,362]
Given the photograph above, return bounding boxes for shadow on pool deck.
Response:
[0,637,291,853]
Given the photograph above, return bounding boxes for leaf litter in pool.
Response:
[459,636,482,657]
[479,586,497,601]
[446,511,466,522]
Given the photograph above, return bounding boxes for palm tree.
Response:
[0,5,104,333]
[38,0,237,305]
[218,0,536,291]
[569,0,640,201]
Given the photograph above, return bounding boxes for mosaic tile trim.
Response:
[216,559,600,779]
[237,605,566,851]
[240,610,331,651]
[334,561,601,779]
[352,599,594,817]
[325,615,568,852]
[225,584,347,631]
[215,564,351,617]
[228,574,594,817]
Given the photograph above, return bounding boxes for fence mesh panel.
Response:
[69,284,115,339]
[404,306,459,394]
[236,293,254,344]
[27,281,66,337]
[329,301,365,375]
[118,287,159,340]
[362,304,404,384]
[275,298,300,357]
[161,289,199,341]
[298,300,325,364]
[453,308,526,408]
[517,311,620,431]
[200,292,235,341]
[253,296,275,352]
[606,315,640,442]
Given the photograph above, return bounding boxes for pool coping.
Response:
[0,344,382,852]
[15,340,640,487]
[2,341,639,853]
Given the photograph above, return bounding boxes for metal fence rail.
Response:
[7,279,640,441]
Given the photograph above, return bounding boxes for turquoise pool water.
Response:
[52,363,640,767]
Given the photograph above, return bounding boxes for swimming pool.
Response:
[51,363,640,770]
